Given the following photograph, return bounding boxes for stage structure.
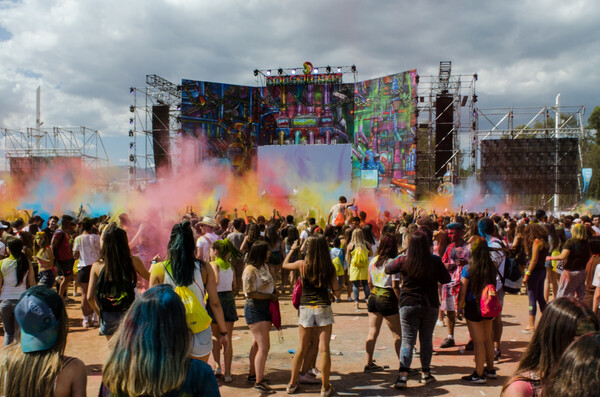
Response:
[128,74,182,186]
[474,101,585,211]
[1,126,110,184]
[415,61,478,198]
[179,63,418,196]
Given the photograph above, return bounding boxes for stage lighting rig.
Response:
[128,130,134,137]
[351,65,357,73]
[278,68,283,75]
[266,70,271,76]
[129,87,134,95]
[326,66,331,73]
[129,105,135,113]
[129,118,134,125]
[254,69,259,76]
[291,69,296,74]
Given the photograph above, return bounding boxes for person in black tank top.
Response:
[283,236,341,397]
[523,223,549,332]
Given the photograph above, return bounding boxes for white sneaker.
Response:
[92,313,99,326]
[82,316,90,329]
[435,320,444,327]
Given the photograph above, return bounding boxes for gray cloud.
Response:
[0,0,597,165]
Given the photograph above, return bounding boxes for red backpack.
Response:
[480,283,502,318]
[334,205,346,227]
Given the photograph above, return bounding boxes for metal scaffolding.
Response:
[1,126,110,185]
[415,61,478,195]
[128,74,182,187]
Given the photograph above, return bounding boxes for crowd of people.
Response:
[0,200,599,396]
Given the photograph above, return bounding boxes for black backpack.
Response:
[95,267,136,313]
[495,240,523,294]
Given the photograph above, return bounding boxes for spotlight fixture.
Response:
[291,69,296,74]
[177,104,182,111]
[313,68,319,74]
[129,142,134,149]
[128,130,134,137]
[129,87,134,95]
[472,94,478,103]
[337,67,342,73]
[129,105,135,113]
[473,73,478,81]
[415,75,420,84]
[129,155,135,162]
[351,65,356,73]
[326,66,331,74]
[254,69,259,76]
[266,70,271,76]
[278,68,283,75]
[129,118,134,125]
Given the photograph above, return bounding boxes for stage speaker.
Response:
[152,105,171,174]
[435,94,454,178]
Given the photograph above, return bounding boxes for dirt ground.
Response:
[3,288,536,396]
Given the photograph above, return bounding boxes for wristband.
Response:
[220,331,227,336]
[525,270,532,276]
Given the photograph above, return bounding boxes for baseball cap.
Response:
[15,286,62,353]
[447,222,465,231]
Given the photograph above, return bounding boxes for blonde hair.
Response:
[571,223,587,240]
[350,228,367,250]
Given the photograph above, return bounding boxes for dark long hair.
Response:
[375,234,398,267]
[101,223,136,284]
[167,221,198,286]
[246,240,268,268]
[6,238,29,287]
[467,237,497,299]
[524,223,548,257]
[404,230,433,279]
[544,333,600,397]
[503,297,599,393]
[264,225,280,249]
[304,236,335,288]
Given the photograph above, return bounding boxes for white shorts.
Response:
[189,326,213,358]
[298,305,334,328]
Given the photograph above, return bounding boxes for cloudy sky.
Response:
[0,0,598,166]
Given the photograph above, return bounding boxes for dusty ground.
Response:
[3,288,535,396]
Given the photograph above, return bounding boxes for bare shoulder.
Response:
[54,357,87,397]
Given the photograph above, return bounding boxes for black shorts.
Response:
[244,299,271,325]
[464,299,495,322]
[56,259,74,277]
[77,265,92,284]
[207,291,239,323]
[367,286,399,317]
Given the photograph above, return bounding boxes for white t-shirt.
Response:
[196,232,220,262]
[329,203,346,226]
[592,263,600,288]
[0,241,5,257]
[72,233,101,269]
[488,237,506,291]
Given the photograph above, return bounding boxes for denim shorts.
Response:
[298,305,334,328]
[207,291,239,323]
[100,311,126,336]
[189,326,213,359]
[38,269,56,288]
[244,299,271,325]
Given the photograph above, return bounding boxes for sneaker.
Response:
[420,372,436,385]
[494,349,501,362]
[435,320,444,327]
[92,313,99,327]
[484,368,497,379]
[439,336,456,348]
[320,384,334,397]
[393,376,407,389]
[286,384,299,394]
[214,367,222,377]
[82,316,90,329]
[408,368,420,377]
[347,297,353,302]
[413,347,420,357]
[465,340,474,351]
[461,371,486,384]
[299,372,321,384]
[309,367,322,378]
[254,381,275,394]
[364,363,385,373]
[224,374,233,383]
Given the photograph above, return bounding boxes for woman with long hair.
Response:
[208,238,241,382]
[385,230,451,389]
[584,236,600,312]
[149,221,229,362]
[543,222,562,301]
[0,238,35,345]
[87,222,149,339]
[543,333,600,397]
[501,297,599,396]
[283,235,340,396]
[240,222,261,255]
[364,234,402,373]
[547,223,590,300]
[33,231,55,288]
[100,285,220,396]
[522,223,549,332]
[346,228,371,307]
[457,237,499,383]
[242,240,277,394]
[0,285,87,396]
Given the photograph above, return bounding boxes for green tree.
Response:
[588,106,600,145]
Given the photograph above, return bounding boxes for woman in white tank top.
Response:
[208,239,242,383]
